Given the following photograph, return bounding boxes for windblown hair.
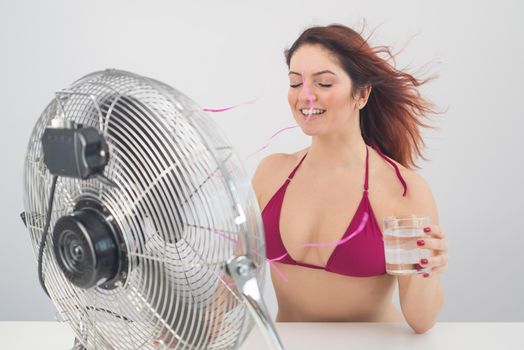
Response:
[285,24,442,169]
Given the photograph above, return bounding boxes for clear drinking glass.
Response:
[382,215,431,275]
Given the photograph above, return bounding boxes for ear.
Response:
[358,84,372,108]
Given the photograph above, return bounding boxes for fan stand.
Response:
[226,255,285,350]
[71,337,85,350]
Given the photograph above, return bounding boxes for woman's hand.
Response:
[417,224,448,277]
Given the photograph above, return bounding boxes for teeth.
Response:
[301,108,325,116]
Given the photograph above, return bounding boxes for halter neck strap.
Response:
[369,144,408,197]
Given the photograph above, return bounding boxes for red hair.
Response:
[285,24,442,169]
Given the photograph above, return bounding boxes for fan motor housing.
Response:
[52,198,127,290]
[42,124,110,179]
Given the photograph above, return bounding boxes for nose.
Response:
[298,80,317,104]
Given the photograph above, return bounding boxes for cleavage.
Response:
[280,176,364,263]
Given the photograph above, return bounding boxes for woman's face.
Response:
[287,44,359,136]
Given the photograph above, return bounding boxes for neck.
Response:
[305,127,367,171]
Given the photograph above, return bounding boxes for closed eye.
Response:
[289,83,332,88]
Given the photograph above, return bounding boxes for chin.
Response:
[298,125,325,137]
[293,115,329,136]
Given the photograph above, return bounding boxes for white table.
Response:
[1,322,522,349]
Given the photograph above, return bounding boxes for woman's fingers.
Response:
[423,225,446,239]
[420,253,448,269]
[418,225,448,277]
[417,237,448,252]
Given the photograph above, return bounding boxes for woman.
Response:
[251,24,448,334]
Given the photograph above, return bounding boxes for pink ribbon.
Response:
[302,71,314,121]
[268,252,289,263]
[268,260,289,283]
[250,248,289,283]
[246,125,299,159]
[209,227,242,246]
[202,98,258,113]
[201,97,298,157]
[219,273,236,288]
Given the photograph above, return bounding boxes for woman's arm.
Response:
[397,172,446,334]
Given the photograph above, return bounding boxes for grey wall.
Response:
[1,0,523,322]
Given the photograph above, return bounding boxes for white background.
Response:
[1,0,523,321]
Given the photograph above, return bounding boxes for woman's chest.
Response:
[279,174,400,265]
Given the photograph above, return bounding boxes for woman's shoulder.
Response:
[251,148,308,209]
[371,149,434,208]
[254,148,308,174]
[391,164,437,221]
[370,148,426,193]
[389,160,430,200]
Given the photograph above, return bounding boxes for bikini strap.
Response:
[287,152,308,181]
[364,146,369,192]
[369,144,408,197]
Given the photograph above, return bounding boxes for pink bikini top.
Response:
[261,144,408,278]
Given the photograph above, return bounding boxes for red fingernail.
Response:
[423,227,431,233]
[415,264,423,270]
[423,273,430,278]
[417,239,425,246]
[420,258,428,265]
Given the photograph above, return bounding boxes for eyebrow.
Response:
[288,70,337,77]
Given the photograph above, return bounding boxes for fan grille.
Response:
[23,69,266,349]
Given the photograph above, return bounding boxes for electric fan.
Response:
[21,69,284,350]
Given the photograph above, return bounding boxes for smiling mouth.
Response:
[300,108,326,118]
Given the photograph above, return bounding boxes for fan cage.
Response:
[23,69,267,349]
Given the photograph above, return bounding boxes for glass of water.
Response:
[383,215,431,275]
